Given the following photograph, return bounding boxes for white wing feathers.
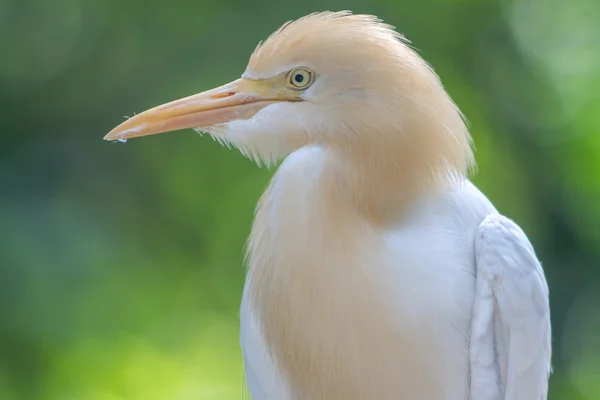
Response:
[470,213,552,400]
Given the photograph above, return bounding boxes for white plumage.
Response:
[471,214,551,400]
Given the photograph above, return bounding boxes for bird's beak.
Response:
[104,78,284,141]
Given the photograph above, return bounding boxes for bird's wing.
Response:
[470,213,552,400]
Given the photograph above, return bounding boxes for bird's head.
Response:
[105,11,473,174]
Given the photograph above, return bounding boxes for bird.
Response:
[104,11,552,400]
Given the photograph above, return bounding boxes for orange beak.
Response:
[104,78,282,142]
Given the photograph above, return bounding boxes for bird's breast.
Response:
[242,148,477,400]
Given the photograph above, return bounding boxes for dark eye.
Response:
[289,68,313,89]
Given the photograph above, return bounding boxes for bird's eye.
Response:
[288,68,314,89]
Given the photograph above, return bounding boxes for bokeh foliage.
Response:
[1,0,599,398]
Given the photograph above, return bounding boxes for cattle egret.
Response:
[104,11,552,400]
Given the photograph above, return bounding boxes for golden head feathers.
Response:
[248,11,411,75]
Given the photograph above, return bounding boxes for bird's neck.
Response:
[245,144,465,399]
[325,140,456,224]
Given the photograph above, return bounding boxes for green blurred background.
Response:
[1,0,599,398]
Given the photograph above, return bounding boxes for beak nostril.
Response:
[212,91,236,99]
